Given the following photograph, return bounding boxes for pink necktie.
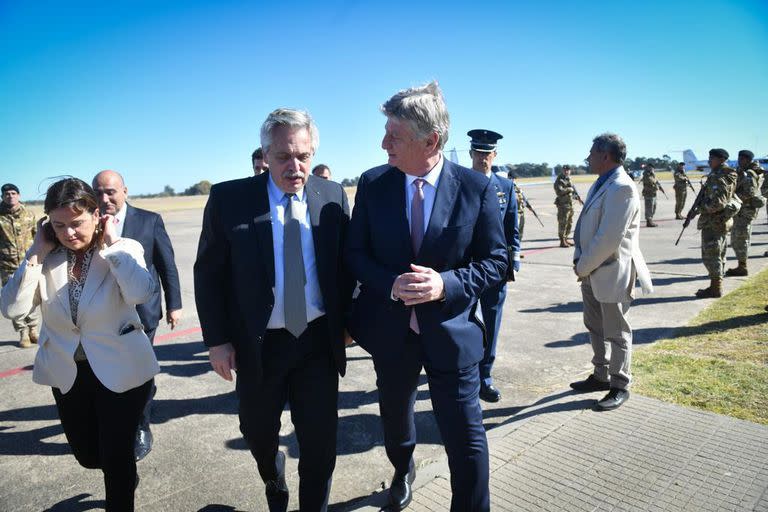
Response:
[409,179,425,333]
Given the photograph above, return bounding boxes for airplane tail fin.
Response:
[682,149,697,171]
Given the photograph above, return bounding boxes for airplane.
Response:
[680,149,758,172]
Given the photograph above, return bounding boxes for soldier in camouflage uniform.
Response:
[673,161,690,219]
[554,165,575,247]
[641,164,660,227]
[725,150,766,276]
[0,183,39,347]
[513,179,525,242]
[695,149,739,298]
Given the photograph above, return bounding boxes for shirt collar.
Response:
[115,203,128,225]
[267,173,306,203]
[405,154,444,189]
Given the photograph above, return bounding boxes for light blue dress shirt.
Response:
[266,175,325,329]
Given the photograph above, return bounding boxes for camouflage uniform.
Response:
[726,162,766,275]
[0,202,40,334]
[513,182,525,242]
[641,169,659,225]
[672,168,689,219]
[554,173,574,246]
[696,165,738,290]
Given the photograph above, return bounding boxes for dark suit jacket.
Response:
[122,204,182,331]
[194,173,352,379]
[345,160,508,370]
[489,173,520,281]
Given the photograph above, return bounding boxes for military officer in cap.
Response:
[695,148,739,298]
[467,129,520,403]
[725,150,765,276]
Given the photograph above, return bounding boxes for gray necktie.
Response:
[283,193,307,338]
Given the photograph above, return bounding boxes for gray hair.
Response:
[381,81,450,150]
[260,108,319,154]
[592,133,627,165]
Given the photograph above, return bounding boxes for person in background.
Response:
[312,164,332,180]
[467,128,520,403]
[92,170,182,461]
[252,147,269,175]
[554,165,576,247]
[1,177,158,511]
[0,183,39,348]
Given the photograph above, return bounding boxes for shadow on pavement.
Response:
[198,505,248,512]
[649,275,706,287]
[43,493,104,511]
[651,257,701,266]
[546,326,673,348]
[519,301,582,314]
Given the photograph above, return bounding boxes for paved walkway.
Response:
[353,392,768,512]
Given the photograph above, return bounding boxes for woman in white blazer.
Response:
[0,178,159,511]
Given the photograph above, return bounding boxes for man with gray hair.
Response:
[346,82,507,511]
[570,133,652,411]
[195,108,353,511]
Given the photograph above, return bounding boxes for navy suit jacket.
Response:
[489,173,520,281]
[194,173,353,379]
[122,204,182,332]
[345,160,508,370]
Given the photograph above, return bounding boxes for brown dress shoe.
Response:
[19,331,33,349]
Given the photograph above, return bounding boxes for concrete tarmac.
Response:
[1,178,766,511]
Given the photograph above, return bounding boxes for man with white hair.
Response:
[195,108,353,512]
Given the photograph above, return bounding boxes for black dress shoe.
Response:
[595,388,630,411]
[479,384,501,403]
[134,425,153,462]
[389,464,416,511]
[265,451,289,512]
[570,375,610,393]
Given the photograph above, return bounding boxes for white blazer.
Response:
[573,168,653,303]
[0,238,160,393]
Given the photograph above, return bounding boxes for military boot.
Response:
[695,278,723,298]
[19,330,33,349]
[675,213,684,220]
[565,238,574,247]
[724,261,748,277]
[559,237,569,248]
[28,327,39,344]
[646,220,658,227]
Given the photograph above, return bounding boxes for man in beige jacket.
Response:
[570,133,653,411]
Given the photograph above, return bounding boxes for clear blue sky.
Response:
[1,0,766,197]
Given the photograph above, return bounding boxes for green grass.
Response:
[634,268,768,424]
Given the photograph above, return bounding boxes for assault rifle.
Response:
[519,187,544,227]
[675,185,706,245]
[657,180,669,199]
[572,187,585,206]
[684,177,696,194]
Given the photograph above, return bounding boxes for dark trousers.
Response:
[479,282,507,388]
[236,317,339,511]
[139,327,157,430]
[373,331,490,512]
[52,361,152,512]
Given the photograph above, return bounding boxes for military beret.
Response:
[562,165,571,170]
[467,129,503,152]
[738,150,754,160]
[709,148,729,159]
[1,183,19,194]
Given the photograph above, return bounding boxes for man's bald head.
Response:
[92,170,128,215]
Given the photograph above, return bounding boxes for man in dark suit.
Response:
[195,108,352,512]
[467,129,520,403]
[92,170,183,461]
[346,82,507,512]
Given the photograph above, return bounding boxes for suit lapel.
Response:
[419,160,459,260]
[251,173,275,287]
[48,249,73,323]
[121,204,137,239]
[381,168,413,261]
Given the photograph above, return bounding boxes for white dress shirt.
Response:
[113,204,128,238]
[266,175,325,329]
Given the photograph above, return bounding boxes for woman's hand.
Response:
[100,214,121,247]
[27,217,58,264]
